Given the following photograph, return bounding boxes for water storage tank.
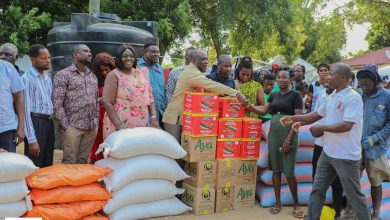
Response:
[47,13,158,72]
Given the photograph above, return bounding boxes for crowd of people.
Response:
[0,42,389,220]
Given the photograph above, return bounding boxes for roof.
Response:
[337,47,390,68]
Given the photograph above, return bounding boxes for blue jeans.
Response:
[0,130,16,152]
[305,152,370,220]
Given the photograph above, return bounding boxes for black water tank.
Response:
[47,13,158,72]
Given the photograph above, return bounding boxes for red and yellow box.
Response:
[216,139,241,159]
[219,97,245,118]
[183,113,218,136]
[184,92,220,114]
[241,139,260,159]
[242,118,262,139]
[218,118,242,139]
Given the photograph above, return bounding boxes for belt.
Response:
[31,112,53,120]
[274,112,293,116]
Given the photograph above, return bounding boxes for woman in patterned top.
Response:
[101,44,159,139]
[234,60,265,118]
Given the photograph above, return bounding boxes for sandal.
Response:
[269,206,281,215]
[293,209,304,219]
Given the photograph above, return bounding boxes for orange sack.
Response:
[25,200,107,220]
[82,212,109,220]
[27,164,112,189]
[30,182,111,205]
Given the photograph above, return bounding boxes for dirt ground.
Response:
[152,206,309,220]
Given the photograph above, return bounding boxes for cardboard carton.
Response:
[242,118,262,139]
[216,139,241,159]
[217,118,243,139]
[233,184,256,209]
[181,134,217,162]
[215,185,234,213]
[184,92,220,114]
[184,160,217,188]
[182,183,215,215]
[216,159,240,187]
[219,97,245,118]
[236,160,257,185]
[182,113,218,136]
[241,139,260,160]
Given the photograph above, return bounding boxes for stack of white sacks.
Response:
[95,127,191,220]
[0,152,38,218]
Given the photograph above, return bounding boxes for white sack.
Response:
[0,179,29,204]
[95,155,189,192]
[0,152,38,182]
[0,197,32,218]
[97,127,186,159]
[104,179,185,214]
[109,197,191,220]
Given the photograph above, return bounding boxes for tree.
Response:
[300,12,347,65]
[0,0,88,54]
[345,0,390,51]
[365,22,390,51]
[188,0,346,64]
[101,0,192,57]
[1,0,192,58]
[0,5,51,54]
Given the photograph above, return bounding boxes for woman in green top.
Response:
[234,60,265,118]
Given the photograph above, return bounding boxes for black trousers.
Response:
[24,114,55,168]
[0,129,16,152]
[312,145,345,216]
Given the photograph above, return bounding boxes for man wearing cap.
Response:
[0,43,25,76]
[357,64,390,219]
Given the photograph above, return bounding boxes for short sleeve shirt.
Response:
[268,90,303,115]
[316,87,363,160]
[0,60,25,133]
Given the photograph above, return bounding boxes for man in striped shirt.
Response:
[23,44,54,167]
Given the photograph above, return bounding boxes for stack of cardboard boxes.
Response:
[181,92,261,215]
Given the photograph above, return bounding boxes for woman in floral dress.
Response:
[101,44,159,139]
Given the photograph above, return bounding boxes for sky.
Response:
[322,0,369,56]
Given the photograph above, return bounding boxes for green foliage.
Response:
[347,49,367,58]
[1,0,191,57]
[0,5,51,54]
[101,0,192,57]
[345,0,390,51]
[301,12,347,65]
[366,22,390,51]
[188,0,346,65]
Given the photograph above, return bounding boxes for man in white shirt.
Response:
[280,63,370,220]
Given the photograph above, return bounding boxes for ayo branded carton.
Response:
[181,134,216,162]
[233,184,256,209]
[182,183,216,215]
[184,160,217,188]
[236,160,257,185]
